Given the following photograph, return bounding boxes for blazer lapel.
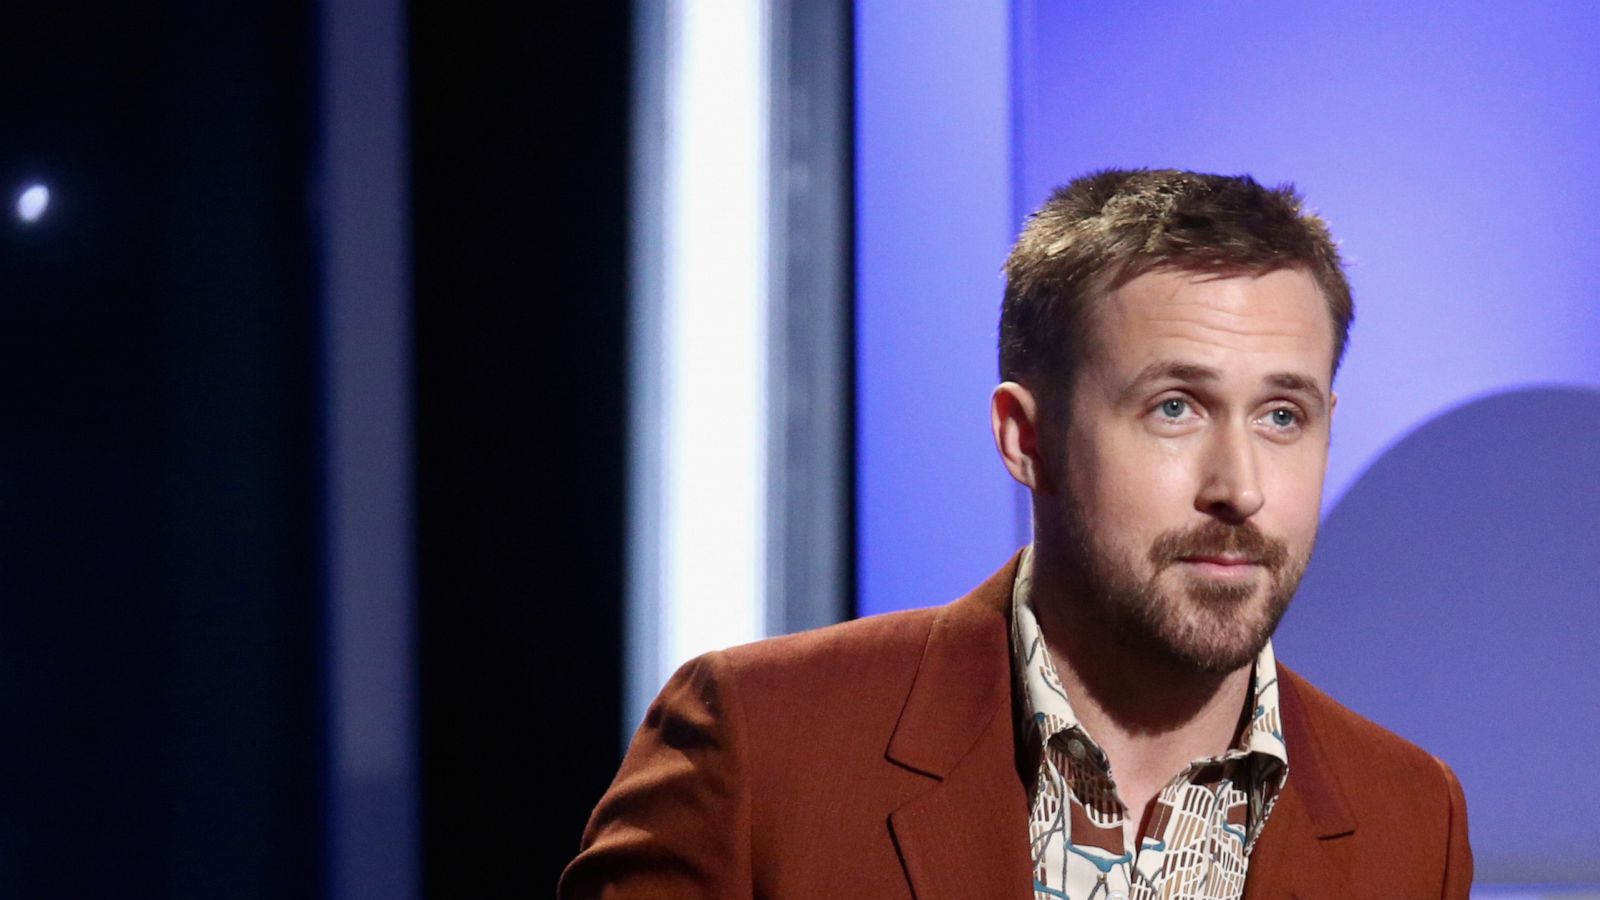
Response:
[1241,784,1324,900]
[884,556,1033,900]
[1242,667,1360,899]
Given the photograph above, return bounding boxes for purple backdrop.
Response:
[859,1,1600,887]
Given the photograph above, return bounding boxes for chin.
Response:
[1122,578,1290,675]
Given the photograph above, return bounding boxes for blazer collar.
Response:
[883,551,1361,831]
[1276,666,1359,839]
[1240,663,1360,898]
[880,552,1363,899]
[885,553,1033,900]
[885,552,1020,779]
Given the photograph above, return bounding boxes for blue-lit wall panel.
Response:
[1014,2,1600,511]
[859,0,1600,886]
[855,1,1019,615]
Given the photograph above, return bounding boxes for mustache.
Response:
[1148,519,1289,573]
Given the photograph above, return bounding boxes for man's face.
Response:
[1048,267,1335,674]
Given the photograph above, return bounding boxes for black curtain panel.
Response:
[410,3,631,896]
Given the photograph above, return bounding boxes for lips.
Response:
[1176,555,1262,579]
[1179,554,1258,567]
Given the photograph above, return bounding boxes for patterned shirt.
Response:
[1011,546,1290,900]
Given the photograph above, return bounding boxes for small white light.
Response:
[16,183,50,224]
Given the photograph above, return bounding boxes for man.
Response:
[561,169,1472,898]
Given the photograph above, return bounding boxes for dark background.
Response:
[0,2,629,896]
[412,3,630,896]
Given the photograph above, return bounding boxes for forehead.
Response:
[1086,268,1336,386]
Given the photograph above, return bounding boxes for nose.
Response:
[1195,420,1264,523]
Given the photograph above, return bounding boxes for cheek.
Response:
[1071,437,1196,543]
[1262,454,1328,542]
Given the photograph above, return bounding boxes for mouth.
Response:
[1175,555,1262,579]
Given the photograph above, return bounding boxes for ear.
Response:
[990,381,1048,491]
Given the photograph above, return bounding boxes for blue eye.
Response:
[1159,398,1188,418]
[1269,408,1297,427]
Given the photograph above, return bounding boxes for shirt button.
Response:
[1067,738,1086,759]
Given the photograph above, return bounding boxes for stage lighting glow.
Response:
[628,0,773,730]
[15,183,50,223]
[658,0,770,681]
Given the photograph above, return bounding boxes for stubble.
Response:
[1061,501,1312,675]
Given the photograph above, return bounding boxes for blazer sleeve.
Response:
[1435,756,1473,900]
[558,651,755,899]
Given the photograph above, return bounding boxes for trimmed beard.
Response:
[1058,496,1311,675]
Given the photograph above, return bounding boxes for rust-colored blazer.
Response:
[562,556,1472,899]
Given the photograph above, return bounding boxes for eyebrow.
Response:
[1127,361,1220,389]
[1263,372,1324,397]
[1122,360,1328,410]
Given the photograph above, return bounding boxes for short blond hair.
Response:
[999,168,1353,398]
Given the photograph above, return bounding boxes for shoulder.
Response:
[562,563,1024,897]
[724,604,941,674]
[560,608,950,897]
[711,559,1018,721]
[712,604,945,723]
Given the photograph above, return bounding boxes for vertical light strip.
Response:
[320,0,416,894]
[764,0,853,637]
[661,0,771,677]
[630,0,772,728]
